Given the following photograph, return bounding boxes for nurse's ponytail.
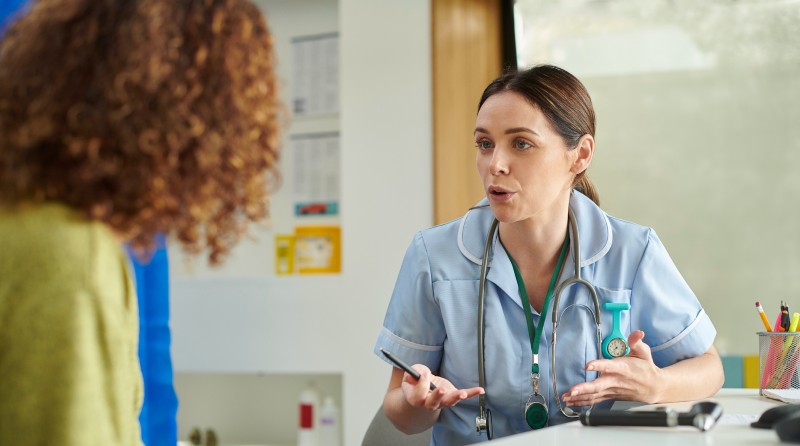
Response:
[574,172,599,205]
[479,65,601,206]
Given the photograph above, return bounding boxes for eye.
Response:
[513,139,532,150]
[475,139,493,151]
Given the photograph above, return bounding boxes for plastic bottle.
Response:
[318,396,341,446]
[298,383,320,446]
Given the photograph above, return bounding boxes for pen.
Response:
[756,301,772,332]
[380,348,437,390]
[782,301,791,332]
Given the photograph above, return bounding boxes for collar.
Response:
[457,191,613,308]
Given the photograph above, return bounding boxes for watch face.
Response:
[606,337,627,358]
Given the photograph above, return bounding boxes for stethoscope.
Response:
[475,205,630,439]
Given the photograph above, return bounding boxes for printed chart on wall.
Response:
[291,32,338,117]
[292,132,340,217]
[274,133,341,276]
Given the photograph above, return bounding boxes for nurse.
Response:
[374,65,724,444]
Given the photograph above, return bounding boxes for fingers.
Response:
[627,330,653,360]
[567,332,663,406]
[628,329,645,345]
[584,330,651,374]
[402,365,436,407]
[562,387,619,407]
[434,386,485,408]
[402,366,485,411]
[562,377,622,402]
[420,387,484,410]
[562,374,633,406]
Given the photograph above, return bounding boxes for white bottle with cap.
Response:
[298,383,320,446]
[318,396,340,446]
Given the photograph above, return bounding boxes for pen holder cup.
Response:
[758,332,800,394]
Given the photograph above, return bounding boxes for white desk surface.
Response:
[490,389,787,445]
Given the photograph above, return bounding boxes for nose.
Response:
[488,147,509,176]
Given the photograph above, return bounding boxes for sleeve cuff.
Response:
[649,309,717,367]
[374,326,443,372]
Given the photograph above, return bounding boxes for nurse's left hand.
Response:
[560,330,665,406]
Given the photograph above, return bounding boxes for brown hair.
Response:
[478,65,599,205]
[0,0,283,264]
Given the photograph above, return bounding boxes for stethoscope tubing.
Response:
[477,218,499,422]
[476,205,603,434]
[549,206,602,417]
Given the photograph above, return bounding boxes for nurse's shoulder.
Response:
[413,201,494,281]
[605,212,670,261]
[570,191,659,267]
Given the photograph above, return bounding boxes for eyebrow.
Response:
[474,126,540,137]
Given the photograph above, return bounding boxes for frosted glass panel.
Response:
[514,0,800,355]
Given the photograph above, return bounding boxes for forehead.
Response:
[476,91,550,131]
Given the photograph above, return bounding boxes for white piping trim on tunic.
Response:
[381,327,443,352]
[650,309,707,353]
[460,203,613,268]
[581,211,613,268]
[457,208,485,266]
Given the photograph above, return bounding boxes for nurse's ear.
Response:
[570,134,594,175]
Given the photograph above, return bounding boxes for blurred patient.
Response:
[0,0,282,444]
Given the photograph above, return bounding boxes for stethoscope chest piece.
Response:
[476,406,493,439]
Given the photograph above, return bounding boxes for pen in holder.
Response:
[758,332,800,393]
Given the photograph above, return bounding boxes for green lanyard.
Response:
[505,232,569,376]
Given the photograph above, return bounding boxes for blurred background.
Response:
[3,0,799,444]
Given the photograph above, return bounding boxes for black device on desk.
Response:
[580,401,723,432]
[751,404,800,443]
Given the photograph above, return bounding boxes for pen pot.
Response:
[757,332,800,394]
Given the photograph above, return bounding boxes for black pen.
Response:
[380,348,437,390]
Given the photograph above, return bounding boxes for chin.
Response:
[486,205,518,223]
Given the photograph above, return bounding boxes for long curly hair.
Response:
[0,0,283,264]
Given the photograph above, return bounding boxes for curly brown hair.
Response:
[0,0,283,264]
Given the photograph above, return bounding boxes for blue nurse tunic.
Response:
[374,190,716,445]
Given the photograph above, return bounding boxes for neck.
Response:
[498,198,570,270]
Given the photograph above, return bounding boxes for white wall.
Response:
[170,0,432,444]
[514,0,800,356]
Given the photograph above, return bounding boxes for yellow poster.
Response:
[275,235,295,275]
[294,226,341,274]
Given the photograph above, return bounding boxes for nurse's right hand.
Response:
[401,364,485,411]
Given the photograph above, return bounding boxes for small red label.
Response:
[300,404,314,428]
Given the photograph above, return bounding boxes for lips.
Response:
[488,186,515,203]
[488,185,512,195]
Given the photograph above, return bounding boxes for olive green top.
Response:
[0,203,143,445]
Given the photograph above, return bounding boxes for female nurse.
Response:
[374,65,724,444]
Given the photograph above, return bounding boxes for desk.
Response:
[491,389,786,445]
